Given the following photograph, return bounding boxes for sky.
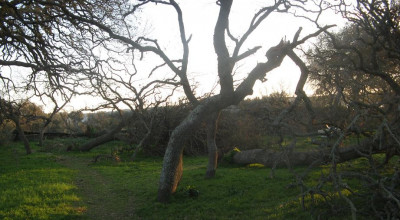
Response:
[3,0,348,112]
[136,0,347,99]
[65,0,347,112]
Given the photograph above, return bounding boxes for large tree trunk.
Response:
[157,119,201,202]
[78,121,125,152]
[157,45,287,202]
[205,112,220,178]
[157,97,226,203]
[233,138,396,167]
[157,25,289,202]
[157,135,185,203]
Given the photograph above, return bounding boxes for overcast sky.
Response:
[26,0,347,112]
[137,0,346,98]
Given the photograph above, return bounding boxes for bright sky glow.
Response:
[138,0,347,99]
[1,0,348,113]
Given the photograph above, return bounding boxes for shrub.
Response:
[222,147,240,164]
[183,185,199,198]
[0,122,15,146]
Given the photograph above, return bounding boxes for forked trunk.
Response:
[157,100,223,203]
[205,112,220,178]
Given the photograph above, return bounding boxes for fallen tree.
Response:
[233,138,399,168]
[77,120,125,152]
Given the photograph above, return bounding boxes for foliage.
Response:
[299,0,400,218]
[247,163,265,168]
[222,147,241,164]
[181,185,200,198]
[0,120,15,145]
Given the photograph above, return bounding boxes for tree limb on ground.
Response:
[233,138,399,167]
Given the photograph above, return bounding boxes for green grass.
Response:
[0,142,85,220]
[89,156,313,219]
[1,139,397,219]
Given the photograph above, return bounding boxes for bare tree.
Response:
[36,93,72,146]
[75,46,178,152]
[233,0,400,217]
[47,0,331,202]
[307,1,400,216]
[0,98,32,154]
[1,0,335,203]
[154,0,333,202]
[0,0,97,148]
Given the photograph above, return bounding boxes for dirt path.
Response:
[58,156,136,219]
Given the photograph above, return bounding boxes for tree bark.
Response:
[38,118,54,147]
[157,41,288,202]
[157,97,227,203]
[205,112,220,178]
[157,116,201,202]
[15,118,32,155]
[214,0,234,97]
[39,128,46,147]
[157,140,184,203]
[78,120,125,151]
[233,139,395,167]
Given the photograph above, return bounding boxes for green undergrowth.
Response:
[81,146,352,219]
[1,139,398,219]
[90,156,313,219]
[0,142,85,220]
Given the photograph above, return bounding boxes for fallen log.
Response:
[78,121,125,152]
[233,138,399,167]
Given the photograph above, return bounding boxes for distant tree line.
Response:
[1,93,353,156]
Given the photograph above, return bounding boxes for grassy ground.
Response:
[58,155,136,219]
[1,139,396,219]
[0,142,84,219]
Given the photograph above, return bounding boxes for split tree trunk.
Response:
[157,26,288,202]
[205,112,220,178]
[157,98,226,203]
[156,45,287,202]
